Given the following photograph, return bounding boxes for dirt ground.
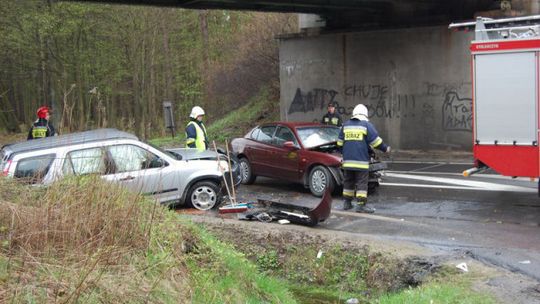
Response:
[187,214,540,304]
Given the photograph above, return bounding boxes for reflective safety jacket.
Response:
[337,118,388,171]
[185,119,208,151]
[321,112,342,127]
[27,118,56,140]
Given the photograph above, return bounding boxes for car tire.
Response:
[308,165,335,197]
[187,180,221,211]
[238,157,256,185]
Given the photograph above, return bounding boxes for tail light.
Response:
[1,160,12,176]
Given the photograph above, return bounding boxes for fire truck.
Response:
[450,16,540,193]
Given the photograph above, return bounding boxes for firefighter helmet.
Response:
[352,104,368,120]
[190,106,205,119]
[36,106,51,119]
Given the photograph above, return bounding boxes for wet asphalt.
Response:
[234,161,540,282]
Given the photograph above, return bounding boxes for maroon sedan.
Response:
[231,122,385,197]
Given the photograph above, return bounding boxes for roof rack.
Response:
[449,15,540,41]
[2,128,138,155]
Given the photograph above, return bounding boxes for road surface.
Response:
[234,161,540,283]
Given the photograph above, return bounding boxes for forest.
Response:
[0,0,295,139]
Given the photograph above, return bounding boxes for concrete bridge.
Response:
[78,0,499,28]
[78,0,539,150]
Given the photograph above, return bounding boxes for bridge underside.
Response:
[75,0,498,28]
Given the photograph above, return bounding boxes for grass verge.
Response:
[202,222,498,304]
[0,176,295,303]
[150,88,279,148]
[377,268,496,304]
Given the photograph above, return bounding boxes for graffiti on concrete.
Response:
[366,94,416,119]
[282,59,328,77]
[424,81,471,97]
[343,84,388,102]
[442,92,472,131]
[289,85,472,132]
[288,88,340,114]
[288,85,416,119]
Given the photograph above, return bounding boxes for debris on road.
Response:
[456,262,469,272]
[235,189,332,226]
[519,260,531,264]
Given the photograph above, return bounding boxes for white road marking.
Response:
[410,163,446,172]
[387,170,536,182]
[388,160,472,165]
[384,172,537,193]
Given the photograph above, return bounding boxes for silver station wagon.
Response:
[0,129,238,210]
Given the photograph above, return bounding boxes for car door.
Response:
[101,144,178,202]
[248,125,277,175]
[266,126,301,181]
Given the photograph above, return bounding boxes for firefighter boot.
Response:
[354,198,374,214]
[342,199,353,210]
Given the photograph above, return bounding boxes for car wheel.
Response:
[187,180,221,211]
[308,165,335,197]
[238,157,256,185]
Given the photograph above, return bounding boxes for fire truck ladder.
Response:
[449,15,540,41]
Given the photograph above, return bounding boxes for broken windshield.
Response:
[297,126,340,149]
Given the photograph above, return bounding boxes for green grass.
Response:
[149,88,279,148]
[376,280,496,304]
[184,224,296,303]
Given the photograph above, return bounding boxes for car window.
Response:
[63,148,106,176]
[274,126,297,146]
[250,128,261,140]
[108,144,165,173]
[257,126,276,144]
[14,154,55,183]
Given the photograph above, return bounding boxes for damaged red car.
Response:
[231,122,386,197]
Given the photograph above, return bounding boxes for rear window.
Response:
[14,154,55,184]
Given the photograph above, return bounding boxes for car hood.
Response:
[166,148,220,160]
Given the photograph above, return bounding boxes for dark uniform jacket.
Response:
[27,118,56,140]
[321,112,343,127]
[337,118,388,171]
[185,118,208,150]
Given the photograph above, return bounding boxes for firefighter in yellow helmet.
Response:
[185,106,208,151]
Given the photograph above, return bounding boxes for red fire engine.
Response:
[450,16,540,192]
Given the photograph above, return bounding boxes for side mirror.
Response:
[149,158,168,168]
[283,141,299,150]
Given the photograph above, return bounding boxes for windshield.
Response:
[297,126,340,148]
[145,142,182,160]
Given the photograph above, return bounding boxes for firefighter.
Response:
[27,106,57,140]
[321,102,343,127]
[337,104,390,213]
[185,106,208,151]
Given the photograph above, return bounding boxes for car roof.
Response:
[1,128,138,157]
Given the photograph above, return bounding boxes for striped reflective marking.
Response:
[370,137,383,148]
[343,160,370,169]
[343,189,354,197]
[355,190,367,198]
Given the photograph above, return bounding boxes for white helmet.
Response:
[190,106,205,119]
[352,104,369,120]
